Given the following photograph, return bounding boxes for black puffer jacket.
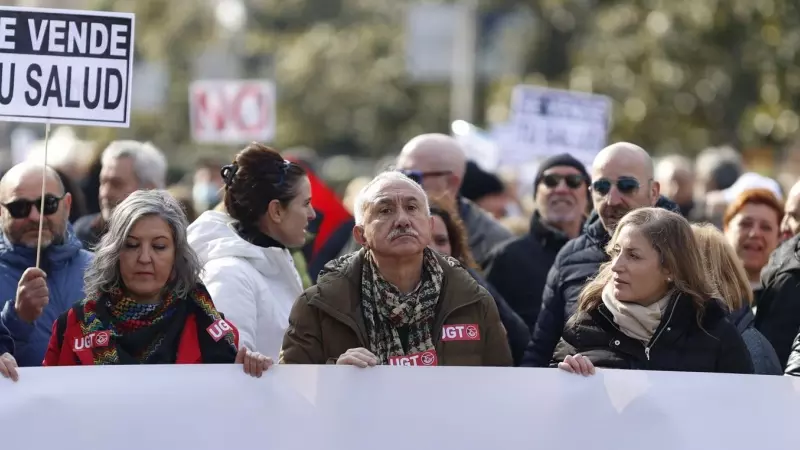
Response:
[756,234,800,367]
[521,196,679,367]
[485,211,575,332]
[465,267,529,366]
[552,293,755,374]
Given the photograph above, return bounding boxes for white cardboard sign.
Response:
[0,6,135,127]
[1,365,798,450]
[507,85,611,166]
[189,79,276,144]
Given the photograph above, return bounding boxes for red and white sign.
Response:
[387,350,438,366]
[189,80,276,144]
[72,331,111,352]
[207,319,234,342]
[441,324,481,341]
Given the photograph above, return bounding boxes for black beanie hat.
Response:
[533,153,591,198]
[460,161,505,201]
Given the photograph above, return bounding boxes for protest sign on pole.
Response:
[506,85,612,168]
[0,6,135,127]
[0,365,798,450]
[189,79,276,145]
[0,5,135,266]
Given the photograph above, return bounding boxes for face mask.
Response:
[193,182,221,212]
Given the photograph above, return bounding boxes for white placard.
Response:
[1,365,798,450]
[507,85,611,166]
[189,79,276,144]
[0,6,135,127]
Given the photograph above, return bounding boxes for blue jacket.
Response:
[0,320,11,355]
[0,225,93,366]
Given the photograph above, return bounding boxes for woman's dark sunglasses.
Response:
[591,177,641,196]
[542,174,585,189]
[1,194,65,219]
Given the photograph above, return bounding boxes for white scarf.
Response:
[601,284,673,344]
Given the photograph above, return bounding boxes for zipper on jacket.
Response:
[599,297,678,362]
[643,298,678,361]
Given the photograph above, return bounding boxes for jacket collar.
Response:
[584,195,681,250]
[0,223,84,271]
[528,211,576,250]
[313,248,479,345]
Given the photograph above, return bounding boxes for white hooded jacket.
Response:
[188,211,303,361]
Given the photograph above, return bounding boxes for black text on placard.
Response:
[0,6,135,127]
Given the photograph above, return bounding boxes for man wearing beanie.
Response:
[485,153,590,332]
[521,142,680,367]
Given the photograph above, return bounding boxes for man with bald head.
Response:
[521,142,679,367]
[0,163,92,368]
[281,171,512,366]
[396,133,513,267]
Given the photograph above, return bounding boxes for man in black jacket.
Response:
[756,233,800,368]
[485,154,590,332]
[521,142,679,367]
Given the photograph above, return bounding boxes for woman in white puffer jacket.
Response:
[188,143,315,362]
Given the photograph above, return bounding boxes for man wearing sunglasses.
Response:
[396,133,513,267]
[0,163,93,367]
[521,142,680,367]
[485,153,590,333]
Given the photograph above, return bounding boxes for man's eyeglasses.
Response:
[591,177,643,196]
[1,194,65,219]
[542,174,586,189]
[399,170,451,185]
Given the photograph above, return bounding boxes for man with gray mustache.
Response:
[520,143,679,367]
[486,154,590,333]
[280,171,512,367]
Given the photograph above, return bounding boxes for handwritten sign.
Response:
[507,85,611,166]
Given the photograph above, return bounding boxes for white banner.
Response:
[0,6,135,127]
[189,79,276,145]
[1,365,798,450]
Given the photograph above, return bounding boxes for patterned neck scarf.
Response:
[79,284,236,365]
[360,248,445,364]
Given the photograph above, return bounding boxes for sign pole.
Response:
[35,120,51,269]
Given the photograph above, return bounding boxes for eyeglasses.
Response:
[399,170,451,185]
[591,177,643,196]
[1,194,65,219]
[541,174,586,189]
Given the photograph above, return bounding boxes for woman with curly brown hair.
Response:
[427,197,529,365]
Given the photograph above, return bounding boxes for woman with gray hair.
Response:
[20,190,271,377]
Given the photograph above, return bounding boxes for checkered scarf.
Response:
[360,248,447,364]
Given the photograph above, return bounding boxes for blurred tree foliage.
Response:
[497,0,800,157]
[86,0,800,164]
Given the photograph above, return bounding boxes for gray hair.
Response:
[353,171,430,226]
[84,190,202,299]
[102,140,168,189]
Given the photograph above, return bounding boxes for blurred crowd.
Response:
[1,130,799,382]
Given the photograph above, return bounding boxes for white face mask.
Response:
[192,182,221,212]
